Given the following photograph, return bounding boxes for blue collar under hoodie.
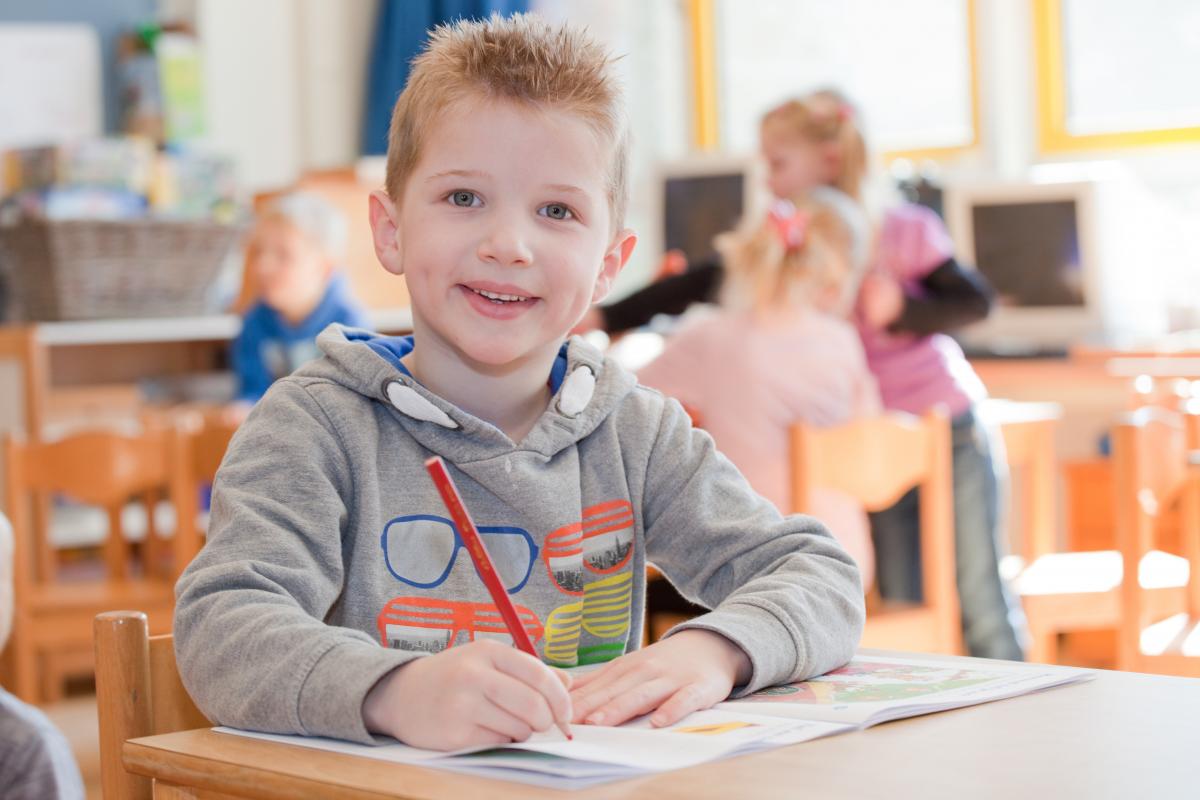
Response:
[174,323,865,744]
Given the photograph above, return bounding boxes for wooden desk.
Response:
[122,650,1199,800]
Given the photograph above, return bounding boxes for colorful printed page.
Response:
[718,654,1093,728]
[217,709,852,789]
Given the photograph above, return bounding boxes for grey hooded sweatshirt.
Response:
[174,326,864,744]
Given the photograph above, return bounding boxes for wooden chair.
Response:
[2,428,193,703]
[1014,408,1193,666]
[171,411,240,578]
[94,610,209,800]
[1112,407,1200,676]
[790,410,961,655]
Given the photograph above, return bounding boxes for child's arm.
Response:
[572,394,864,726]
[886,258,995,335]
[174,381,414,744]
[596,260,723,334]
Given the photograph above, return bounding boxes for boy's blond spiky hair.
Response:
[385,13,629,229]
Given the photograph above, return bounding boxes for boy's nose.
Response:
[477,222,533,268]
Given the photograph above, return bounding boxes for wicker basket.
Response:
[0,218,243,321]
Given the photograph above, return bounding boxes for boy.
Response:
[175,14,863,752]
[0,513,86,799]
[231,191,370,403]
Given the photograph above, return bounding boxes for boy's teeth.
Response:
[473,288,525,302]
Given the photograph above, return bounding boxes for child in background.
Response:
[0,512,86,800]
[231,191,370,404]
[175,15,863,753]
[585,89,1026,661]
[639,188,879,586]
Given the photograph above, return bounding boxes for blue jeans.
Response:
[868,407,1029,660]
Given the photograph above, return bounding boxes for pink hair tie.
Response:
[768,201,811,251]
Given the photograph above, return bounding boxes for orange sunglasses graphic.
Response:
[377,596,544,655]
[542,499,635,595]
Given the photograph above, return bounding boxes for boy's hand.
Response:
[363,640,573,751]
[858,271,905,329]
[569,629,752,728]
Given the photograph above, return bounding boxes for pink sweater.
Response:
[637,308,880,586]
[858,204,986,417]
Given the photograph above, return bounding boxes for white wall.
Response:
[197,0,376,192]
[532,0,690,296]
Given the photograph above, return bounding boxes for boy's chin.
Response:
[455,335,563,371]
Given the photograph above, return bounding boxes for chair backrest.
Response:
[94,610,210,800]
[170,414,239,577]
[0,327,46,527]
[790,410,958,651]
[1112,406,1200,666]
[3,428,187,584]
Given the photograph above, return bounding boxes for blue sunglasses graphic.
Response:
[380,514,539,594]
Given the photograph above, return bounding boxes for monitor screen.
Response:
[971,199,1085,308]
[663,172,744,266]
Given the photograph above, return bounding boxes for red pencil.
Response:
[424,456,573,740]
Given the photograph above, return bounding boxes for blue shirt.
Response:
[232,273,370,402]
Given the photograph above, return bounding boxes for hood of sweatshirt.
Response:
[293,324,640,462]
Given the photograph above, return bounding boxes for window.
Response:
[707,0,979,160]
[1034,0,1200,151]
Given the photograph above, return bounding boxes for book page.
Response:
[217,709,851,788]
[718,655,1093,727]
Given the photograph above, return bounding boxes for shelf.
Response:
[31,307,414,347]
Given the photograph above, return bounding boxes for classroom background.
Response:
[1,1,1199,798]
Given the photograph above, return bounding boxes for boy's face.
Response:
[249,218,333,322]
[370,97,636,371]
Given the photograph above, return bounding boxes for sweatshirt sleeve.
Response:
[173,380,415,744]
[639,395,865,692]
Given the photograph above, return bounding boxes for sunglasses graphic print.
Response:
[542,500,636,595]
[377,597,544,654]
[380,514,538,594]
[543,571,634,667]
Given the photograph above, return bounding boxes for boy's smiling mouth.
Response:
[458,281,540,318]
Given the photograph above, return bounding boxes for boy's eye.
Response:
[540,203,573,221]
[449,191,480,208]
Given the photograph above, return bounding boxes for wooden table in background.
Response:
[123,649,1200,800]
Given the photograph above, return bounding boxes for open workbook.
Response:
[218,654,1093,789]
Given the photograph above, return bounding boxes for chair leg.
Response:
[12,627,40,704]
[41,654,66,704]
[1027,627,1058,665]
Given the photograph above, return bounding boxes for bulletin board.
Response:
[0,24,102,149]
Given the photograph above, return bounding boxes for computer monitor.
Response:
[944,176,1166,353]
[654,155,761,269]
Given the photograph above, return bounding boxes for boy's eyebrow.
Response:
[545,183,589,198]
[426,169,490,182]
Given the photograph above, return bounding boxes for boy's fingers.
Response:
[648,682,707,728]
[571,666,657,724]
[582,676,676,727]
[481,673,554,733]
[471,703,533,744]
[552,667,573,691]
[492,650,573,728]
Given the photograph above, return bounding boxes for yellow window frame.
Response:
[1033,0,1200,152]
[685,0,982,162]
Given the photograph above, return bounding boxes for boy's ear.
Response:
[368,190,404,276]
[592,228,637,304]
